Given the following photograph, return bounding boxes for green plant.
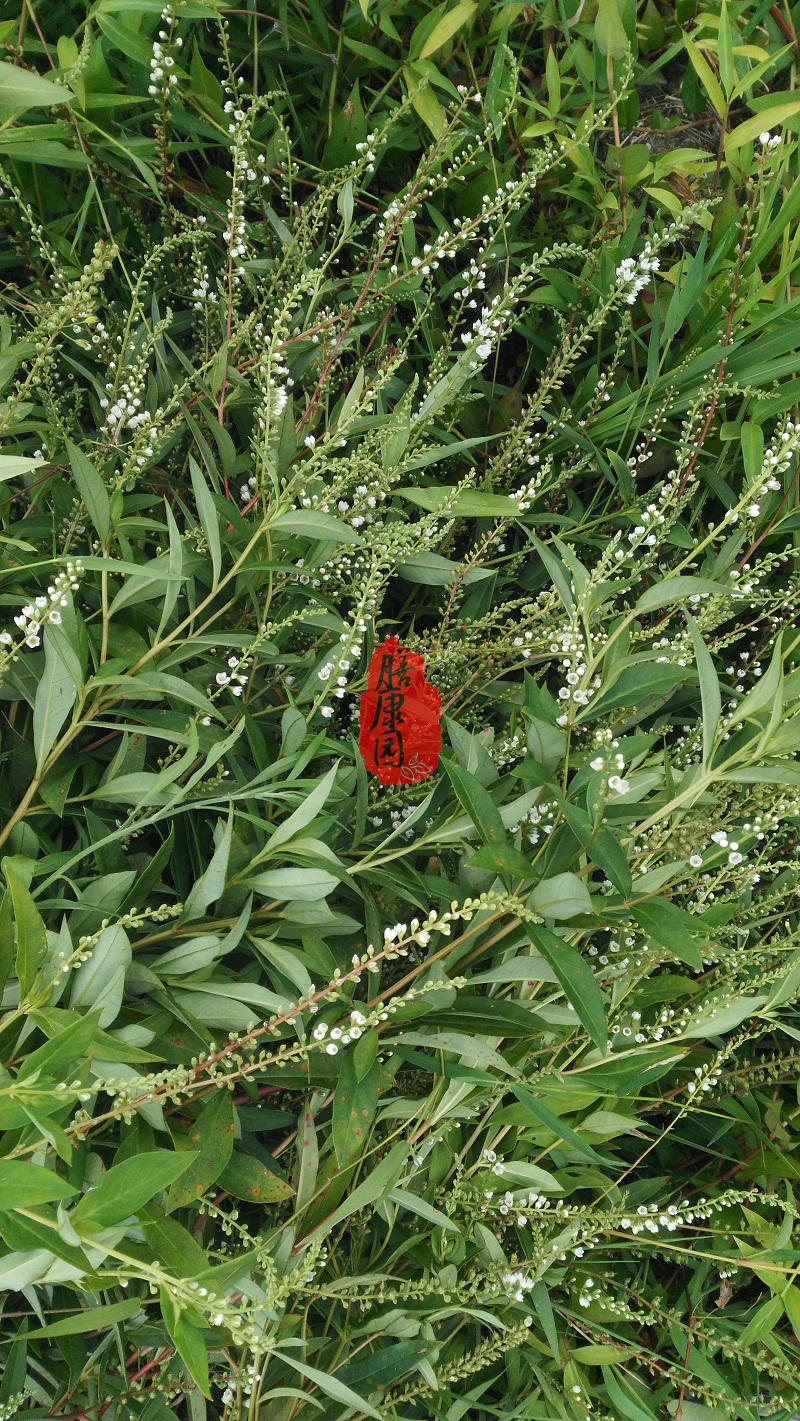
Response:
[2,4,800,1420]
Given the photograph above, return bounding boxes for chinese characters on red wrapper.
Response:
[359,636,441,785]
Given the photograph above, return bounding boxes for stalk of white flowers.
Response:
[147,8,181,99]
[0,563,83,676]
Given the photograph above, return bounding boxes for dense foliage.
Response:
[2,1,800,1418]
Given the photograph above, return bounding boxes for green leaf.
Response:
[397,551,491,585]
[270,509,361,543]
[683,994,766,1038]
[315,1141,408,1237]
[183,808,233,921]
[395,485,519,517]
[727,101,800,150]
[524,922,607,1051]
[270,1351,384,1421]
[166,1090,235,1209]
[69,924,131,1028]
[247,867,340,901]
[0,453,47,481]
[0,1159,77,1208]
[530,872,592,919]
[3,860,48,998]
[442,756,507,847]
[741,422,764,484]
[72,1150,199,1227]
[403,63,446,138]
[10,1299,142,1340]
[337,177,354,232]
[631,898,703,968]
[635,576,728,612]
[764,951,800,1009]
[218,1151,293,1203]
[0,60,73,109]
[33,624,78,772]
[467,842,533,879]
[545,47,560,116]
[526,716,566,774]
[296,1103,319,1214]
[509,1084,616,1167]
[67,440,110,542]
[17,1010,101,1082]
[726,631,783,734]
[160,1286,211,1398]
[264,761,339,854]
[594,0,628,57]
[333,1053,380,1167]
[587,827,632,896]
[189,456,221,586]
[140,1203,209,1275]
[717,0,736,95]
[685,612,721,767]
[783,1284,800,1343]
[586,662,689,718]
[418,1,477,59]
[683,36,726,120]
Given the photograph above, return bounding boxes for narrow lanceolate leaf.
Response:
[631,898,703,969]
[685,611,721,767]
[3,861,48,998]
[332,1052,379,1166]
[296,1103,319,1213]
[0,60,73,108]
[636,575,728,612]
[166,1090,235,1210]
[530,872,592,920]
[159,1286,211,1398]
[67,440,110,542]
[218,1152,293,1203]
[441,756,507,846]
[263,760,339,854]
[0,1159,77,1208]
[182,806,233,921]
[524,922,607,1052]
[189,456,221,586]
[510,1084,617,1167]
[269,1352,384,1421]
[72,1150,200,1228]
[33,624,78,771]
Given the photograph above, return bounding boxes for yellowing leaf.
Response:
[403,64,446,137]
[419,2,477,60]
[684,36,726,120]
[726,101,800,150]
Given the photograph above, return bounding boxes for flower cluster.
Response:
[213,655,251,698]
[615,243,660,304]
[589,738,630,796]
[311,1007,372,1056]
[100,368,151,433]
[1,562,83,654]
[148,18,181,98]
[550,623,603,722]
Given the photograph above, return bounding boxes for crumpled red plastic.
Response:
[359,636,441,786]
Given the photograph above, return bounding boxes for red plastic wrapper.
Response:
[359,636,441,785]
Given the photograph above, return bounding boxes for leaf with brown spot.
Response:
[332,1052,379,1167]
[165,1091,234,1212]
[218,1151,292,1204]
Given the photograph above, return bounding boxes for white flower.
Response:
[607,774,630,794]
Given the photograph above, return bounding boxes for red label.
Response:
[359,636,441,785]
